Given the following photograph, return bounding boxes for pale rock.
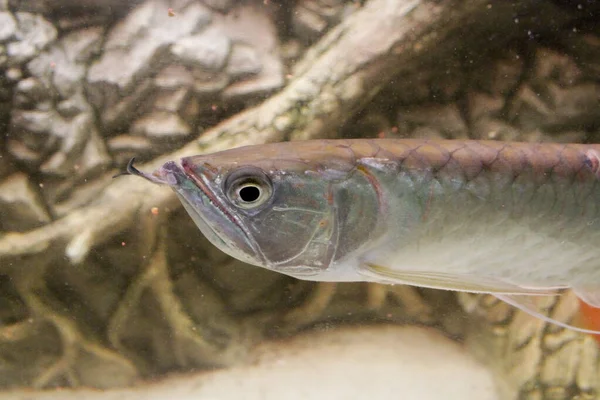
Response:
[153,88,190,113]
[63,26,105,63]
[28,51,83,99]
[147,83,200,128]
[191,69,229,95]
[217,4,277,54]
[107,135,153,153]
[107,135,154,166]
[293,4,328,43]
[223,55,283,100]
[26,27,103,98]
[154,65,194,89]
[14,77,49,107]
[217,4,284,100]
[9,109,58,152]
[4,67,22,81]
[131,111,191,140]
[38,127,111,211]
[56,91,91,117]
[39,113,93,177]
[0,172,51,231]
[88,1,211,92]
[7,12,57,65]
[6,139,42,165]
[88,45,158,98]
[99,80,155,131]
[103,1,210,51]
[87,1,212,130]
[171,27,231,71]
[78,128,112,178]
[292,0,350,43]
[0,12,17,42]
[226,43,262,78]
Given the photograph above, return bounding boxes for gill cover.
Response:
[179,153,383,278]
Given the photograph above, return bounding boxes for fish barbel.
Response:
[123,139,600,333]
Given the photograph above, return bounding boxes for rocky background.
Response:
[0,0,599,399]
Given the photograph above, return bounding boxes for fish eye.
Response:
[237,184,261,203]
[225,167,272,209]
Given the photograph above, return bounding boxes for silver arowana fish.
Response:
[123,139,600,334]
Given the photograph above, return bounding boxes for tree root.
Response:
[280,282,338,332]
[107,227,247,374]
[13,281,137,389]
[276,281,442,334]
[366,284,435,324]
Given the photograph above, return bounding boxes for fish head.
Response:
[134,143,373,279]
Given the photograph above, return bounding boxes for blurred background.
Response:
[0,0,599,399]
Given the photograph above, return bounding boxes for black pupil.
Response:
[239,185,260,202]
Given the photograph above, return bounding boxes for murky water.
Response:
[1,1,599,399]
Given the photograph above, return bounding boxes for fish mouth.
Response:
[177,158,267,266]
[124,157,263,265]
[180,159,239,228]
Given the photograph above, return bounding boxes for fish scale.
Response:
[124,139,600,334]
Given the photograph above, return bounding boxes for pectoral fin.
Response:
[361,263,600,335]
[361,263,556,295]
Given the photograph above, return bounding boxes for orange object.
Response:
[578,299,600,344]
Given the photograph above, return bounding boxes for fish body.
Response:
[125,139,600,332]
